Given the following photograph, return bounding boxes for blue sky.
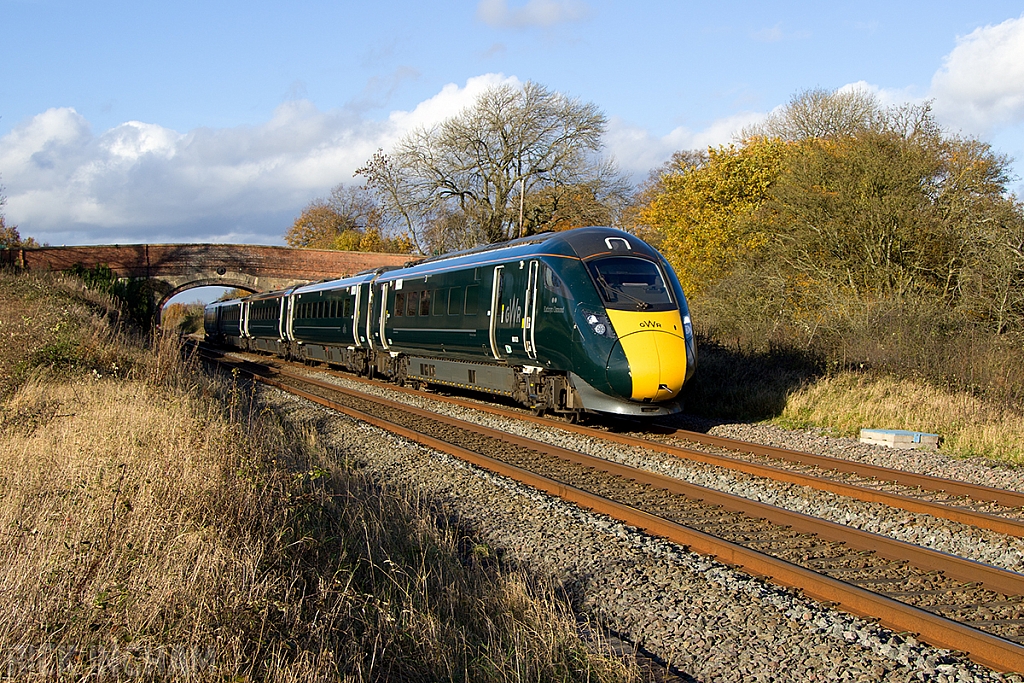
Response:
[3,0,1024,249]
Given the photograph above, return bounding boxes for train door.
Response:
[366,283,376,349]
[277,296,288,340]
[489,262,533,361]
[351,284,363,347]
[241,301,251,338]
[524,260,539,360]
[377,282,391,350]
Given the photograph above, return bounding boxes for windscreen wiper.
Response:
[597,273,649,310]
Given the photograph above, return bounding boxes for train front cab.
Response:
[545,230,697,416]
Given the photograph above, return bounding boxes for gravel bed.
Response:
[681,419,1024,494]
[285,365,1024,575]
[259,383,1019,683]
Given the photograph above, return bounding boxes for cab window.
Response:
[585,256,674,312]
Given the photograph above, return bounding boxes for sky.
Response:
[3,0,1024,250]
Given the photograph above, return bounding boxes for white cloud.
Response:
[476,0,589,29]
[930,14,1024,134]
[0,74,520,245]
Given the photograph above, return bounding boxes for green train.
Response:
[204,227,696,417]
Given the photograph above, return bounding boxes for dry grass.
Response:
[775,372,1024,464]
[0,270,640,682]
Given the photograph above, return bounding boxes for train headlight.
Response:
[683,315,693,342]
[583,311,616,339]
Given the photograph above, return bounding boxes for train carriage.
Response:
[203,299,245,348]
[370,228,695,415]
[243,289,292,356]
[289,272,379,374]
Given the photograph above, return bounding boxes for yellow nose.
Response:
[605,310,688,401]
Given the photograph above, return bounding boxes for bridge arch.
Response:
[156,278,258,310]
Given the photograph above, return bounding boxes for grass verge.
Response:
[680,333,1024,465]
[773,372,1024,464]
[0,269,638,681]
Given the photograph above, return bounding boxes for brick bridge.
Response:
[1,243,412,313]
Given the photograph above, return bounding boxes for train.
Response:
[203,226,696,417]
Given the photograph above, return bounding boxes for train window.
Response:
[331,300,338,318]
[419,290,431,316]
[395,292,405,317]
[543,265,569,300]
[448,287,463,315]
[343,297,353,318]
[464,285,479,315]
[586,256,674,312]
[407,291,420,317]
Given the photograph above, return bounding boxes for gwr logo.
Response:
[638,320,662,328]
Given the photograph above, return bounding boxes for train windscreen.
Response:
[586,256,675,312]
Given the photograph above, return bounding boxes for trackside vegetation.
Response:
[634,89,1024,463]
[0,269,640,681]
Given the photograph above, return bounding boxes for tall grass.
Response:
[0,270,638,681]
[775,372,1024,464]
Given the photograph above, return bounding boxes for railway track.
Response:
[195,343,1024,673]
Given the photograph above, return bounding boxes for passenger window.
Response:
[343,297,353,317]
[395,292,405,317]
[433,289,445,315]
[448,287,463,315]
[419,290,431,316]
[464,285,479,315]
[543,264,569,300]
[407,291,420,316]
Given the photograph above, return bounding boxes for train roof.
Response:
[291,271,378,297]
[376,226,660,282]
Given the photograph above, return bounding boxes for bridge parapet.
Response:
[1,243,414,310]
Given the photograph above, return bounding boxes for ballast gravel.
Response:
[257,381,1021,683]
[289,365,1024,575]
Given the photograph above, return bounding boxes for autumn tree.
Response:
[284,184,412,253]
[637,86,1024,357]
[358,81,627,252]
[635,137,787,297]
[766,112,1024,334]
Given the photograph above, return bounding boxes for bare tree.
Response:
[743,87,879,141]
[358,81,627,251]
